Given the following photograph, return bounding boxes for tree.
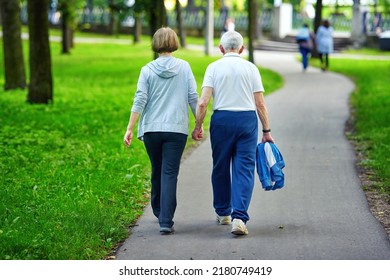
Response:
[0,0,26,90]
[134,0,166,58]
[176,0,186,48]
[380,0,390,13]
[58,1,72,53]
[133,12,142,44]
[107,0,131,36]
[135,0,166,38]
[86,0,93,10]
[205,0,213,55]
[187,0,196,11]
[58,0,84,54]
[153,0,166,58]
[151,0,166,35]
[310,0,323,58]
[132,1,143,43]
[313,0,323,33]
[247,0,257,63]
[27,0,53,104]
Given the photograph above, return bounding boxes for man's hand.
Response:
[192,127,204,141]
[262,133,274,143]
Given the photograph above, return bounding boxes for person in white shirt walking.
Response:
[192,31,274,235]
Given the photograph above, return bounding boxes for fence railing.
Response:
[166,9,273,32]
[19,5,390,34]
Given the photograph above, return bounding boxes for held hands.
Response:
[123,130,133,147]
[192,126,204,141]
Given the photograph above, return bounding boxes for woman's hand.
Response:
[192,126,204,141]
[123,130,133,147]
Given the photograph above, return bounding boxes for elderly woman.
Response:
[316,19,334,71]
[123,27,198,234]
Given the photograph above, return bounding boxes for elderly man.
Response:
[192,31,274,235]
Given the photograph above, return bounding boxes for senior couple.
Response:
[123,27,275,236]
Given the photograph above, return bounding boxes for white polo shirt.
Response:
[202,52,264,111]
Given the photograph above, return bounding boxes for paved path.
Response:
[116,50,390,260]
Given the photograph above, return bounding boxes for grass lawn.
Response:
[311,55,390,195]
[0,37,283,259]
[342,48,390,56]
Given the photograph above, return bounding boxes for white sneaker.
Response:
[231,219,248,235]
[160,227,175,235]
[216,215,231,225]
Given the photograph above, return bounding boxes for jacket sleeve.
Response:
[131,67,149,114]
[186,63,198,117]
[256,143,272,190]
[269,143,285,190]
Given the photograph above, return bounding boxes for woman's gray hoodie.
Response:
[131,56,198,140]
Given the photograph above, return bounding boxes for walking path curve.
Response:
[116,50,390,260]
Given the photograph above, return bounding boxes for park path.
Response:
[116,50,390,260]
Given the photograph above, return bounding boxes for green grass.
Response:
[311,56,390,194]
[342,47,390,56]
[0,38,282,260]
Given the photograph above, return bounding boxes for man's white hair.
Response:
[220,31,243,51]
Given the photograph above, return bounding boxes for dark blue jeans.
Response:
[143,132,187,228]
[299,45,311,70]
[210,110,258,223]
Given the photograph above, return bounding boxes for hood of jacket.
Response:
[147,56,181,79]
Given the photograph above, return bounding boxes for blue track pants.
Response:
[210,110,258,223]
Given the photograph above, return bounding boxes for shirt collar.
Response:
[223,52,241,58]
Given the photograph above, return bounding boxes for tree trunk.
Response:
[58,1,74,53]
[0,0,26,90]
[150,6,158,59]
[61,9,70,54]
[205,0,214,56]
[314,0,323,33]
[107,1,115,35]
[257,1,266,39]
[312,0,323,58]
[87,0,93,11]
[187,0,195,12]
[68,28,74,48]
[151,0,166,59]
[248,0,255,63]
[253,0,259,40]
[157,0,166,27]
[133,14,141,43]
[27,0,53,104]
[176,0,186,48]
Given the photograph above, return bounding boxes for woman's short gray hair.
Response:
[220,31,243,51]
